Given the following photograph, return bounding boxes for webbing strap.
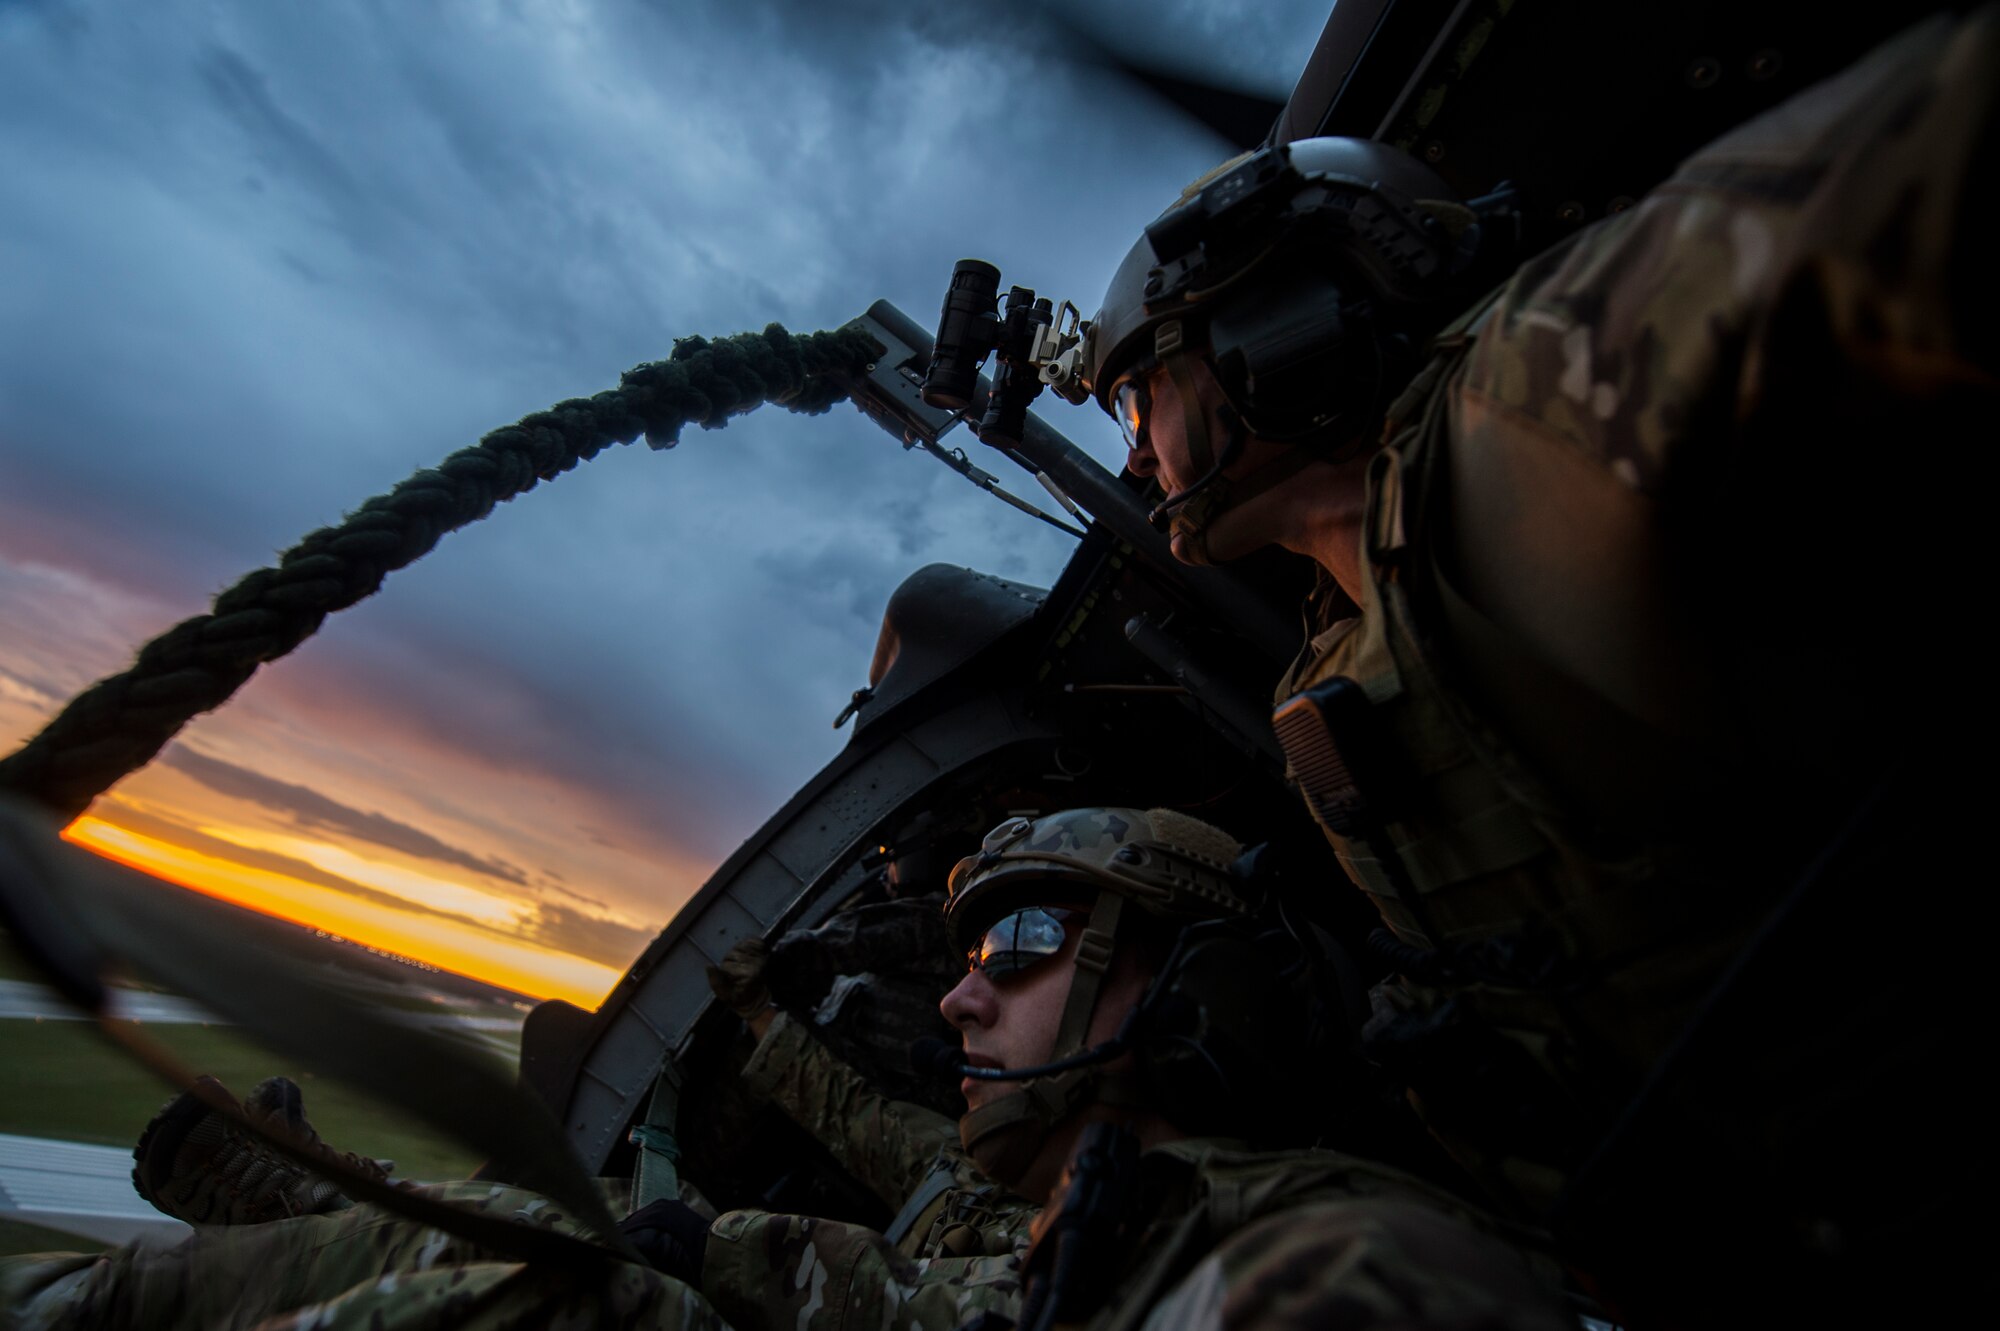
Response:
[882,1158,959,1246]
[629,1065,683,1209]
[1156,322,1214,474]
[1346,799,1549,902]
[1054,891,1125,1057]
[1209,444,1317,512]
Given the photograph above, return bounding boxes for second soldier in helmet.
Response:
[4,806,1571,1331]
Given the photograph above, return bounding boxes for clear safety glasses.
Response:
[966,906,1080,980]
[1113,377,1151,453]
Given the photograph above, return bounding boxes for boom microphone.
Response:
[907,1035,1132,1083]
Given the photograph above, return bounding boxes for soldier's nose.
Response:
[1126,437,1159,479]
[940,969,996,1030]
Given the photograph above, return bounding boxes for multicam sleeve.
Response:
[1134,1199,1570,1331]
[704,1208,1023,1331]
[741,1011,960,1209]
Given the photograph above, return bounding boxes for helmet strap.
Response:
[1146,319,1321,563]
[1053,891,1125,1056]
[960,1068,1095,1181]
[1154,321,1214,475]
[958,890,1129,1186]
[1145,318,1246,563]
[957,1065,1153,1183]
[1166,444,1317,565]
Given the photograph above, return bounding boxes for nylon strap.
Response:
[882,1158,959,1246]
[1054,891,1125,1057]
[1164,426,1315,566]
[1155,321,1214,474]
[629,1063,683,1209]
[1210,444,1316,511]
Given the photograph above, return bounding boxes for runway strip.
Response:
[0,1132,189,1246]
[0,978,524,1032]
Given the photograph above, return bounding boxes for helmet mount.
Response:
[918,139,1489,565]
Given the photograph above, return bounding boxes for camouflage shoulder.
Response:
[708,1208,1024,1331]
[1130,1196,1570,1331]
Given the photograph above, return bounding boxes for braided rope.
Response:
[0,322,882,820]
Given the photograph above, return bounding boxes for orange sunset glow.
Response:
[64,816,625,1009]
[1,564,705,1020]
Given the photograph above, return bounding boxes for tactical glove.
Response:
[705,937,774,1022]
[617,1197,710,1285]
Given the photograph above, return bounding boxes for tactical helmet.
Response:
[1082,137,1477,445]
[944,806,1252,954]
[944,808,1342,1173]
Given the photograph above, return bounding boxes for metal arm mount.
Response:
[840,300,1298,666]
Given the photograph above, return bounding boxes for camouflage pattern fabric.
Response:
[702,1139,1565,1331]
[741,1011,1037,1259]
[4,1143,1567,1331]
[1,1181,724,1331]
[1274,5,1998,1225]
[1,1179,1020,1331]
[704,1209,1025,1331]
[1091,1140,1566,1331]
[2,1019,1032,1330]
[1129,1200,1566,1331]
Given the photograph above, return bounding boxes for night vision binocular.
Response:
[919,259,1090,450]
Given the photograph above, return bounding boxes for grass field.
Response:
[0,1020,491,1182]
[0,921,535,1256]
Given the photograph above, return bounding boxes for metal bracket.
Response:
[839,301,970,449]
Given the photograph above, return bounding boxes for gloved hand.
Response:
[705,937,774,1023]
[618,1198,711,1285]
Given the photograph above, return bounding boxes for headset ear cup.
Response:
[1138,926,1311,1138]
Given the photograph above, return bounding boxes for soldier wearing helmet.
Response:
[1032,12,1993,1327]
[939,804,1265,1198]
[6,805,1572,1331]
[930,807,1570,1331]
[1082,137,1490,571]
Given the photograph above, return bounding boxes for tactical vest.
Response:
[1273,312,1767,1219]
[890,1161,1036,1261]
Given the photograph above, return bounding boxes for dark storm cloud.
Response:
[161,744,531,886]
[196,46,366,229]
[0,0,1334,904]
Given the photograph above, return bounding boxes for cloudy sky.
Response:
[0,0,1330,1004]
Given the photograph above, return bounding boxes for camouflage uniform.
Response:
[1,1174,1032,1331]
[701,1140,1569,1331]
[742,1011,1036,1259]
[2,1142,1567,1331]
[2,1019,1034,1331]
[1,1180,723,1331]
[1101,1141,1566,1331]
[1271,7,1992,1311]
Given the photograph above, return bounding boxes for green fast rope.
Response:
[0,322,882,820]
